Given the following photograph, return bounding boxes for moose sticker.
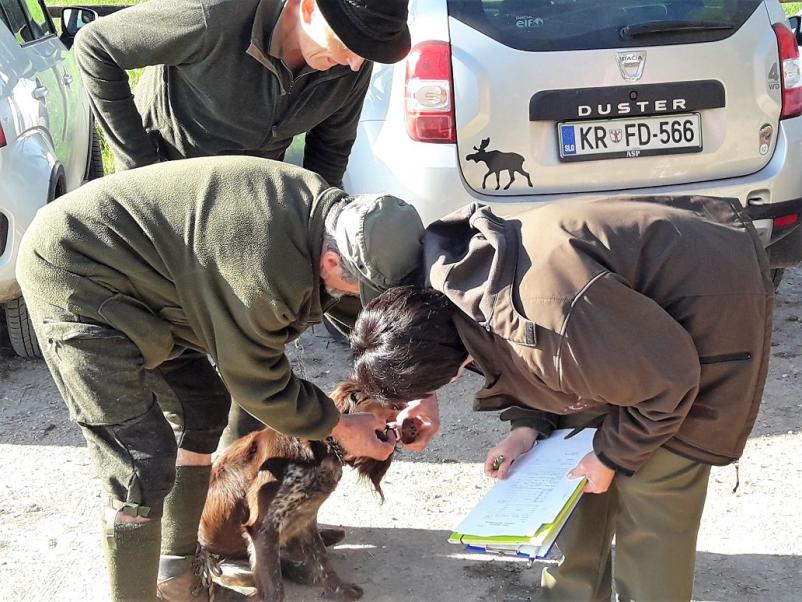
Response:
[466,138,533,190]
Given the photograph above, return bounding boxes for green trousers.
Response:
[541,447,711,602]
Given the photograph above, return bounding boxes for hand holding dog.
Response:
[568,452,616,494]
[331,413,396,460]
[484,427,538,479]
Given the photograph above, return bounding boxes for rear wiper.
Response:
[620,20,734,39]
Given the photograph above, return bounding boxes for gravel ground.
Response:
[1,268,801,601]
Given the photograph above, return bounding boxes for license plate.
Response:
[558,113,702,161]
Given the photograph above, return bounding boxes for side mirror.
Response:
[59,7,98,49]
[789,15,802,45]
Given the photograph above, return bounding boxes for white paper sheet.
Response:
[453,428,595,538]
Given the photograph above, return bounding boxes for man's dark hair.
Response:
[351,286,468,403]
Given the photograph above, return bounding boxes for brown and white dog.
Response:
[199,379,416,601]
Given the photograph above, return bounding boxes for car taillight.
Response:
[773,212,800,230]
[772,23,802,119]
[405,41,455,143]
[0,123,6,147]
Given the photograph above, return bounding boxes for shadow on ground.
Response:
[278,525,802,602]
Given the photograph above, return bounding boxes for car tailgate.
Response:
[448,0,782,196]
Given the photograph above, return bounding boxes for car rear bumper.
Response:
[0,173,49,303]
[0,205,27,302]
[746,197,802,267]
[345,117,802,267]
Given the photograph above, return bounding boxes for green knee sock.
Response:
[102,517,161,602]
[160,465,212,557]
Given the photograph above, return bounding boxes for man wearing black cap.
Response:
[75,0,410,181]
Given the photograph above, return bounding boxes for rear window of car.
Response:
[447,0,764,51]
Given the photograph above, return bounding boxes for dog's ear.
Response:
[308,440,328,464]
[243,480,282,530]
[256,481,281,507]
[259,458,293,481]
[330,378,360,414]
[351,455,394,503]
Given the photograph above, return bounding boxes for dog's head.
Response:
[330,377,403,501]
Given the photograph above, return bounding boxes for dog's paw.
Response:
[323,582,364,600]
[319,527,347,548]
[279,557,314,585]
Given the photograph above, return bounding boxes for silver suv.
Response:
[343,0,802,281]
[0,0,100,357]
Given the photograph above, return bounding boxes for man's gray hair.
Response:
[324,211,358,284]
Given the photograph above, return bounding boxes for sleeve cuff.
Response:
[595,450,635,477]
[500,407,558,440]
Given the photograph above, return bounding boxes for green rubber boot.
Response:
[102,513,161,602]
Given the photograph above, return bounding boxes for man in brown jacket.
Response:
[350,195,774,601]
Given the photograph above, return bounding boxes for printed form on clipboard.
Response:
[449,428,596,560]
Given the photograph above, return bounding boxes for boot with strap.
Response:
[157,546,245,601]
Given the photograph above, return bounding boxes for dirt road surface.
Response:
[1,268,801,601]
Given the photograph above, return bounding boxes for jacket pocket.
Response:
[39,321,151,426]
[41,321,127,342]
[680,350,757,456]
[699,352,752,364]
[99,294,176,369]
[157,306,190,327]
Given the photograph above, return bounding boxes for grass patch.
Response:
[784,3,802,16]
[48,0,132,5]
[49,0,143,172]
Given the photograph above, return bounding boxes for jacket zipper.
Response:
[699,352,752,364]
[287,67,347,94]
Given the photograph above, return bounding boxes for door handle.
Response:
[62,74,73,86]
[33,85,49,100]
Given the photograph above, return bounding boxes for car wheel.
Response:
[771,268,784,291]
[4,296,42,359]
[87,128,104,180]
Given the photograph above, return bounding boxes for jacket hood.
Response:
[424,203,537,347]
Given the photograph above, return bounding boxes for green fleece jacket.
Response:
[18,157,347,439]
[73,0,371,186]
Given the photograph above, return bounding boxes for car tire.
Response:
[4,296,42,359]
[771,268,784,291]
[87,128,104,180]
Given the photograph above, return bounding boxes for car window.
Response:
[0,0,29,43]
[0,0,53,44]
[447,0,763,51]
[20,0,54,39]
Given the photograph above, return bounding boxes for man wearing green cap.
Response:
[17,156,424,601]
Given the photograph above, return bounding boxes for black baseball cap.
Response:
[316,0,411,64]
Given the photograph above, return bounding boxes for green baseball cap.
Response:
[334,194,424,304]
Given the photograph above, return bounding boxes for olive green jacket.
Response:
[425,196,774,473]
[18,157,351,439]
[74,0,371,186]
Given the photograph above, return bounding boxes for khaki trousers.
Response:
[540,447,711,602]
